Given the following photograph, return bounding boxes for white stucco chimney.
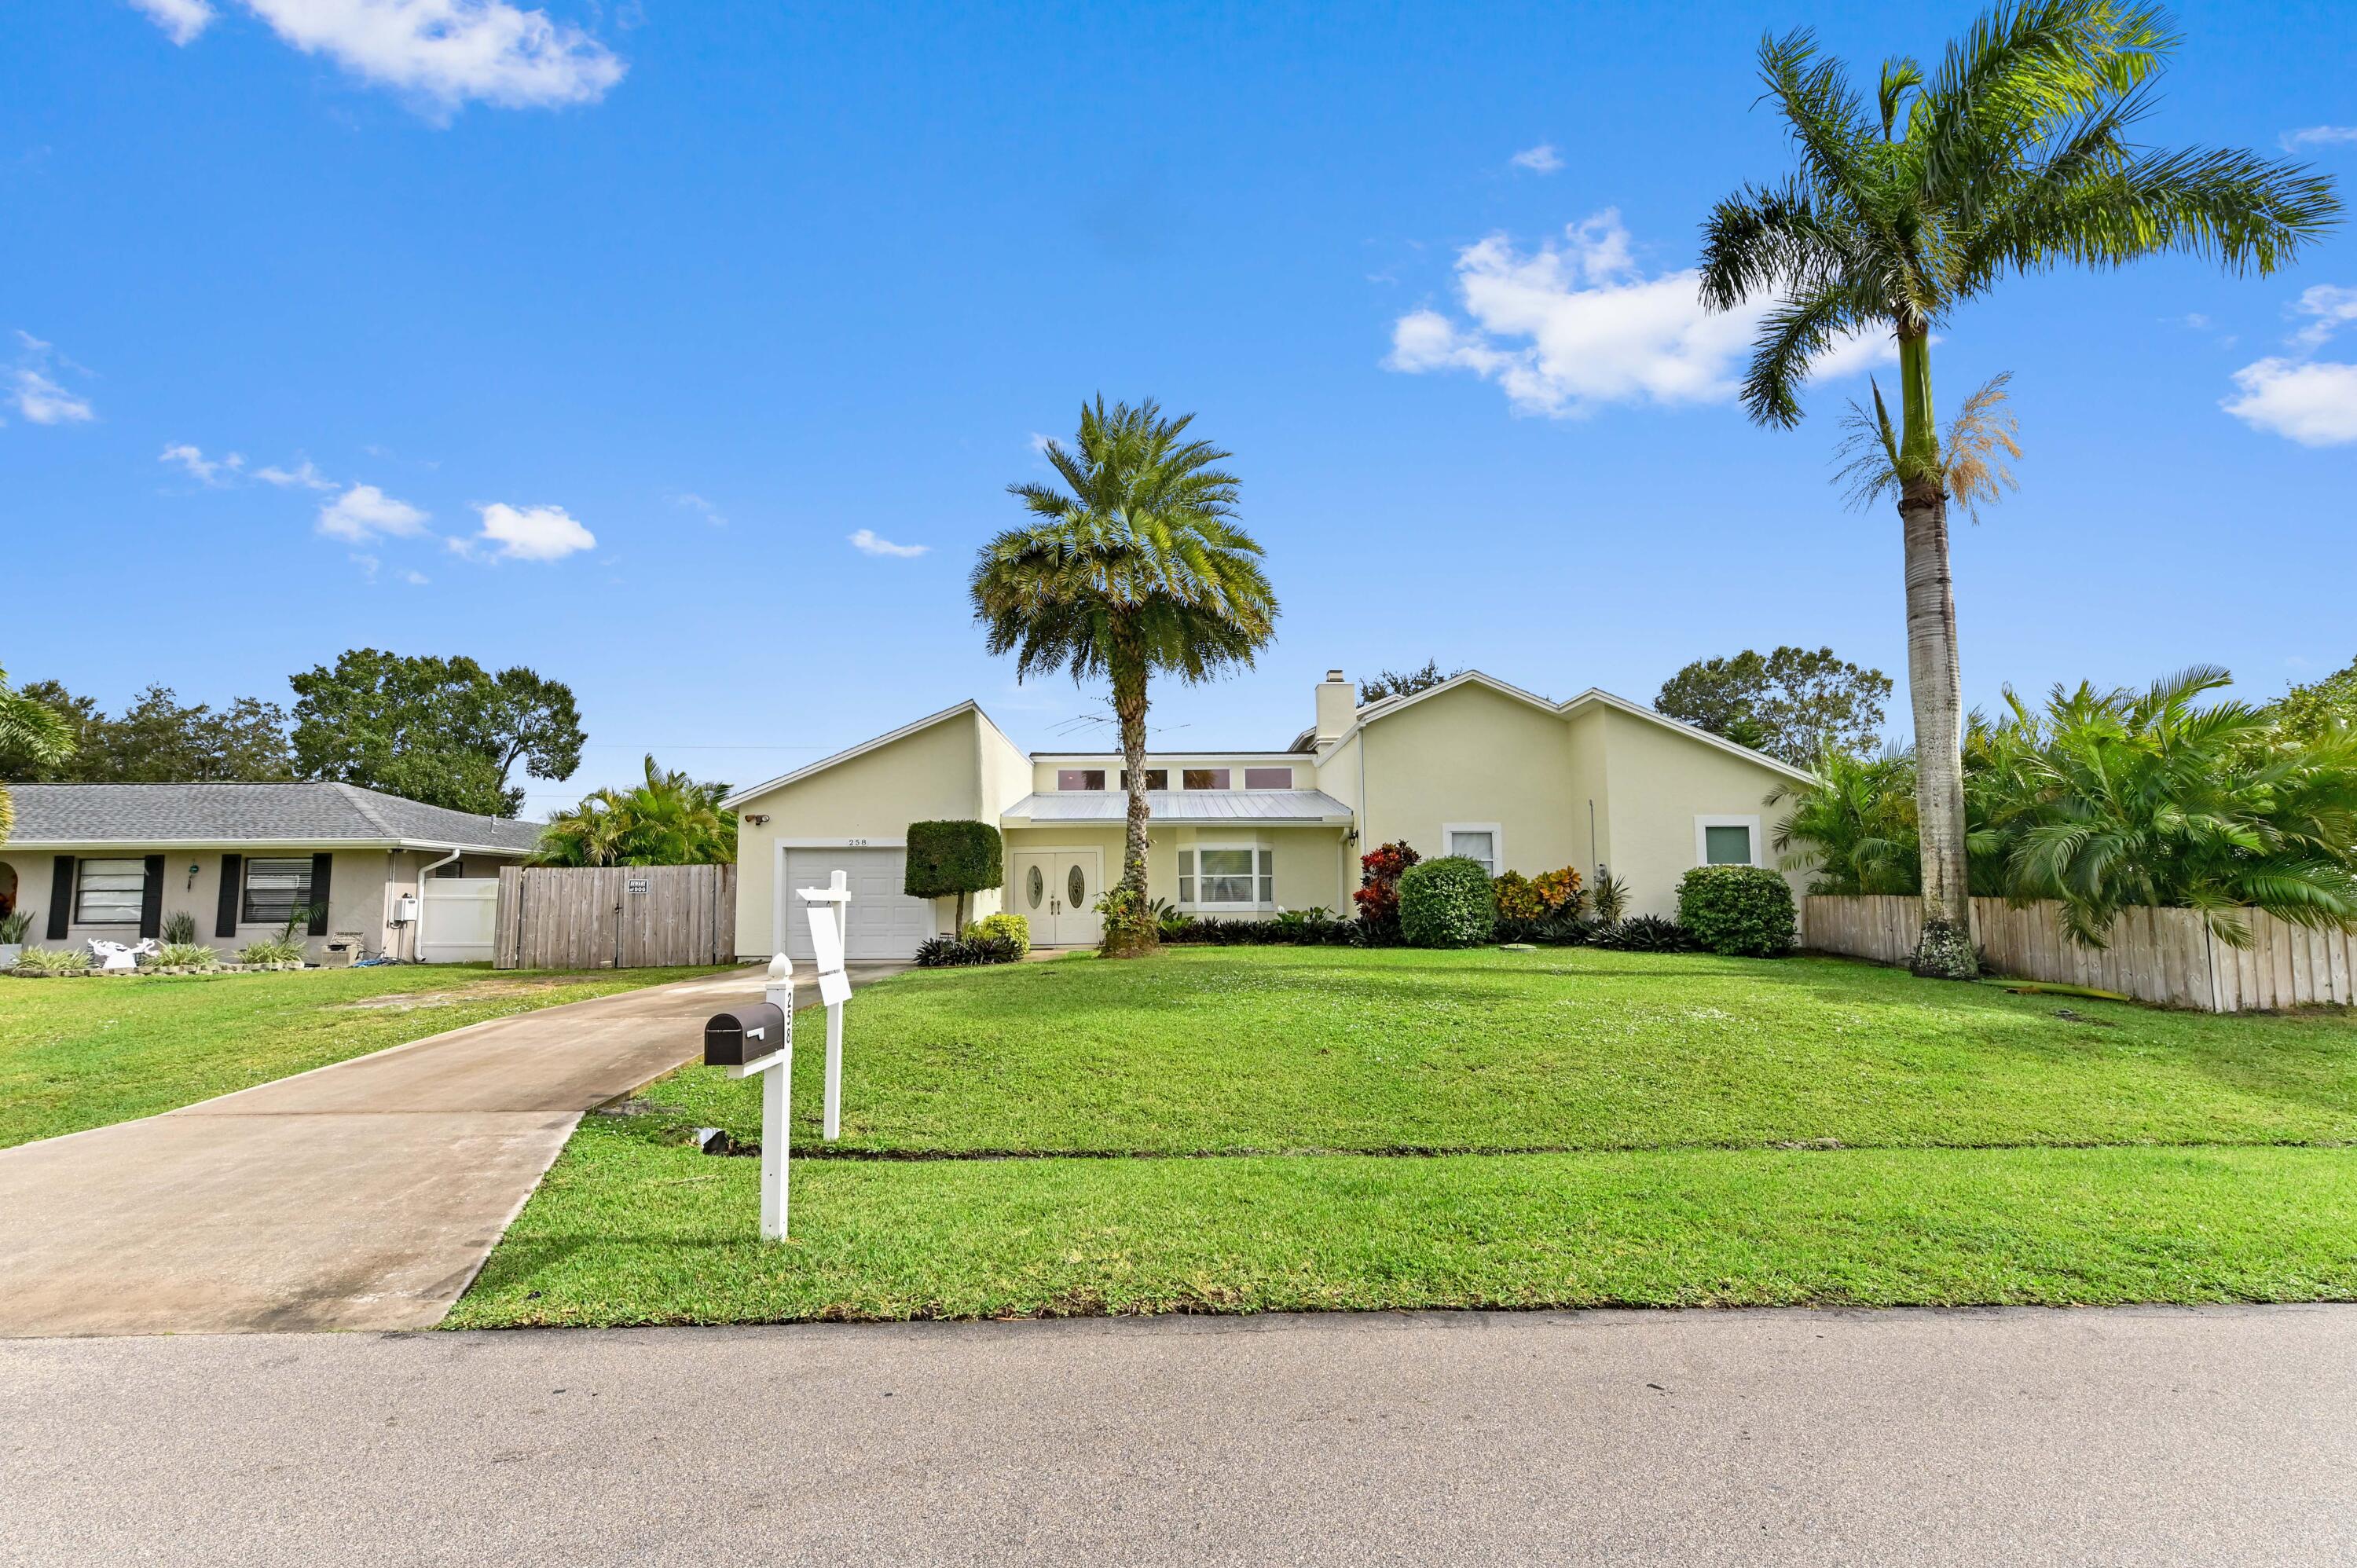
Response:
[1314,669,1355,745]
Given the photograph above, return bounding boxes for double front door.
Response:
[1008,849,1102,947]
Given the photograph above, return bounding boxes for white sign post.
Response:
[728,953,797,1240]
[797,869,855,1141]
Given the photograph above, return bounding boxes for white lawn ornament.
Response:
[797,869,855,1140]
[87,938,159,973]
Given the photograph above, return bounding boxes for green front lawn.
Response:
[449,947,2357,1328]
[0,964,724,1149]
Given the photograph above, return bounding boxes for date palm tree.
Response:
[972,397,1278,956]
[0,664,75,844]
[1700,2,2339,976]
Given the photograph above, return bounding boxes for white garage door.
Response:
[780,847,940,962]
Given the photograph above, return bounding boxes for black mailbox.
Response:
[703,1002,787,1068]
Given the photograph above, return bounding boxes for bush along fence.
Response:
[1803,895,2355,1012]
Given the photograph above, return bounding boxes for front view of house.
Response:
[724,669,1814,960]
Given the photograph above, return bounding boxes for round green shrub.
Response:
[1676,865,1796,957]
[963,911,1031,958]
[1398,855,1497,948]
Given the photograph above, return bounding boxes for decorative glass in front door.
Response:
[1026,864,1044,909]
[1067,863,1087,910]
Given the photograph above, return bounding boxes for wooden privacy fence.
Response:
[494,864,736,970]
[1803,895,2355,1013]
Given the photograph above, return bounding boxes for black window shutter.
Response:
[217,854,243,938]
[47,856,74,940]
[140,855,166,939]
[308,852,333,936]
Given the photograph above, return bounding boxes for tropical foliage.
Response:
[971,397,1278,955]
[1772,668,2357,946]
[2268,653,2357,745]
[1351,840,1422,940]
[1656,646,1892,764]
[532,755,735,867]
[1677,865,1798,958]
[1700,2,2339,976]
[0,663,76,843]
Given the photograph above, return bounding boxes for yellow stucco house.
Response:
[724,669,1813,961]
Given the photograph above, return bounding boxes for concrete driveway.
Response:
[0,963,905,1338]
[3,1304,2353,1564]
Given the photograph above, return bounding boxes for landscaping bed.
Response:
[449,947,2357,1327]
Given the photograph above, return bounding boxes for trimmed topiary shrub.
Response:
[1677,865,1797,957]
[904,820,1005,930]
[962,912,1030,958]
[1398,855,1497,948]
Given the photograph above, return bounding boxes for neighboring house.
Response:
[0,782,541,963]
[724,668,1813,960]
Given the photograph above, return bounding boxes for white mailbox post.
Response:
[797,869,855,1141]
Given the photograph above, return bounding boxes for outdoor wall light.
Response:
[186,863,200,888]
[743,814,770,826]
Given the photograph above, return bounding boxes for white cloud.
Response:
[2282,126,2357,152]
[130,0,217,44]
[469,500,595,560]
[669,491,726,527]
[7,332,96,426]
[135,0,625,114]
[2290,284,2357,350]
[159,443,244,483]
[317,482,430,542]
[255,457,335,489]
[2223,358,2357,446]
[400,568,430,585]
[1028,431,1054,455]
[1385,209,1894,419]
[1509,144,1563,174]
[849,528,928,559]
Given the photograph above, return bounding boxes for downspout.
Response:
[415,847,461,962]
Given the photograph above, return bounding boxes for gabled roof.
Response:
[721,700,1021,808]
[1318,669,1815,783]
[1002,789,1354,826]
[3,782,544,853]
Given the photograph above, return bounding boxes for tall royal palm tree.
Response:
[0,664,75,844]
[972,397,1278,956]
[1700,2,2339,976]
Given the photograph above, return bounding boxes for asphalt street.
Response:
[5,1303,2353,1565]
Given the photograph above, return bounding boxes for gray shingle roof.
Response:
[1002,789,1354,825]
[3,782,544,853]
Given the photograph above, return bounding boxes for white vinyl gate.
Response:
[417,877,499,963]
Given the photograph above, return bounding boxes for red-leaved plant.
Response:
[1353,841,1422,938]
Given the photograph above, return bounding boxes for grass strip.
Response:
[447,1120,2357,1327]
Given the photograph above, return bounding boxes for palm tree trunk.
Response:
[1106,622,1158,956]
[1896,326,1976,979]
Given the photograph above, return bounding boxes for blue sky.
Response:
[6,0,2352,818]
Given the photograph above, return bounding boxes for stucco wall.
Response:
[997,823,1349,938]
[1595,707,1809,920]
[1358,683,1581,874]
[0,847,412,962]
[1562,703,1613,881]
[730,710,988,955]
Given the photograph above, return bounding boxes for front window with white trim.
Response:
[1694,815,1763,866]
[1442,822,1501,876]
[1177,844,1274,910]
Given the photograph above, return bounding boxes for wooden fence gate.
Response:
[494,864,737,970]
